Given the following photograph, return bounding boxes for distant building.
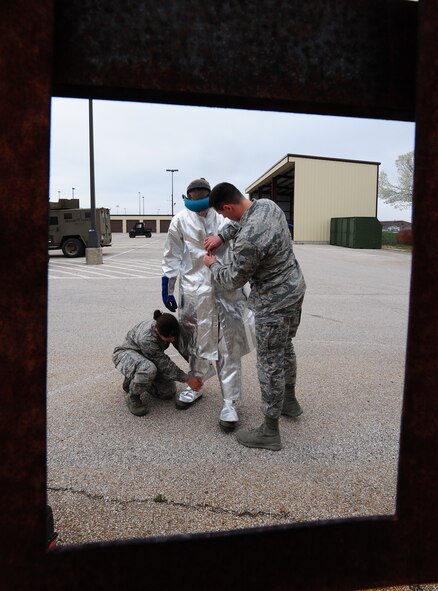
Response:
[109,214,172,233]
[246,153,380,243]
[380,220,412,233]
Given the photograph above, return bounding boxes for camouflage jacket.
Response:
[113,319,189,383]
[210,199,306,320]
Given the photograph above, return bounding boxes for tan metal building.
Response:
[246,154,380,243]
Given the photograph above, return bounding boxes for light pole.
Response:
[116,205,119,215]
[58,191,60,199]
[166,168,178,216]
[142,195,144,215]
[72,187,75,198]
[88,98,99,249]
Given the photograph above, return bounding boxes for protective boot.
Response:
[127,394,148,416]
[219,399,238,433]
[175,386,203,410]
[219,420,235,433]
[122,377,131,394]
[281,387,303,417]
[235,417,281,451]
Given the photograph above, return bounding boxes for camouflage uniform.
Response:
[112,319,189,400]
[210,199,306,419]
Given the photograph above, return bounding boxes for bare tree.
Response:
[378,151,414,209]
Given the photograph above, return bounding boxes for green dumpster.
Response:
[330,217,382,249]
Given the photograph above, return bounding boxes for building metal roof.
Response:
[246,153,381,194]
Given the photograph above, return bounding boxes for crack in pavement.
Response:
[48,485,291,521]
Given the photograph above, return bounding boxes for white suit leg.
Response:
[176,356,215,405]
[216,324,241,422]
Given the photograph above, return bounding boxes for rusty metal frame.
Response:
[1,0,437,589]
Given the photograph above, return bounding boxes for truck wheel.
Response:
[146,232,151,238]
[62,238,85,258]
[129,231,136,238]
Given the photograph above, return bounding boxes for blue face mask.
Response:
[183,195,210,212]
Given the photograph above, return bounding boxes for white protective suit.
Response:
[162,207,255,422]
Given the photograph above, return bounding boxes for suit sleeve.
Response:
[140,339,189,383]
[162,219,184,279]
[210,238,260,290]
[219,221,239,242]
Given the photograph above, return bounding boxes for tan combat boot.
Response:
[127,394,148,416]
[235,417,281,451]
[281,387,303,417]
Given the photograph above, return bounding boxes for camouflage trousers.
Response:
[255,305,302,419]
[112,350,177,400]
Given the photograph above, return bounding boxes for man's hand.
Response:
[203,235,223,252]
[187,375,203,391]
[203,253,217,267]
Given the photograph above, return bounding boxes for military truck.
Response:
[128,221,152,238]
[49,199,112,257]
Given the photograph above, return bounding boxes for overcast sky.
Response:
[49,98,415,221]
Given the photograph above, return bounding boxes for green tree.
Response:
[379,151,414,209]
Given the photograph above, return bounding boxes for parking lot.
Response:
[47,233,411,545]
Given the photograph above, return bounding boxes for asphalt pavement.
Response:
[47,233,412,547]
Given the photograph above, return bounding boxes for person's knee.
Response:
[133,359,157,385]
